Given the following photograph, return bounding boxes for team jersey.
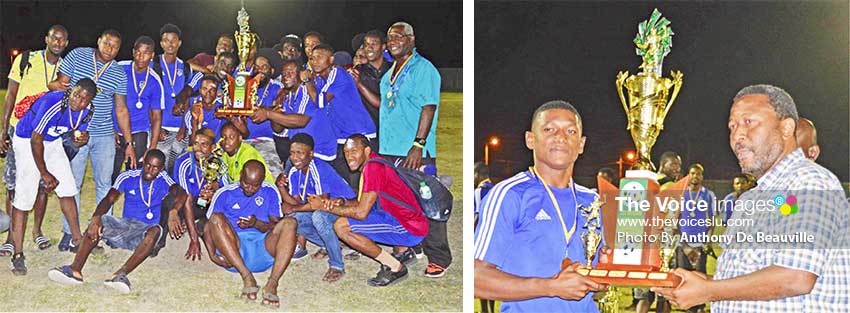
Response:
[207,181,283,234]
[287,159,355,200]
[57,47,127,137]
[115,60,164,134]
[112,168,176,224]
[15,90,92,141]
[171,152,230,199]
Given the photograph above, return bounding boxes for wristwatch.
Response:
[301,76,310,84]
[413,137,426,148]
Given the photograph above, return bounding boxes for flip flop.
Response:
[11,253,26,276]
[322,268,345,283]
[34,235,51,250]
[240,286,259,301]
[261,292,280,308]
[311,248,328,260]
[0,243,12,257]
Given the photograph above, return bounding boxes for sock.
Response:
[376,250,402,272]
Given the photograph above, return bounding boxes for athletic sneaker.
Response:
[47,265,83,285]
[392,248,417,265]
[291,244,308,261]
[104,274,132,294]
[367,264,408,287]
[424,262,448,278]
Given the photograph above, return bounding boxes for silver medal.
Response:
[146,211,154,220]
[135,101,143,109]
[170,92,176,98]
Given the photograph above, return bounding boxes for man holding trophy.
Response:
[473,101,608,312]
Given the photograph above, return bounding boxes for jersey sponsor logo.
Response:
[46,125,70,137]
[534,209,551,221]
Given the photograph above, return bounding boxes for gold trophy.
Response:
[615,8,683,171]
[216,2,260,117]
[196,144,226,208]
[580,197,604,268]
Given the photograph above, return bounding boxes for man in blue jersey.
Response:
[114,36,164,182]
[172,52,238,119]
[244,49,284,177]
[277,133,354,282]
[165,128,228,260]
[47,150,187,294]
[720,173,755,222]
[181,75,249,143]
[152,23,193,174]
[674,163,716,313]
[379,22,449,278]
[303,31,323,70]
[304,44,376,184]
[473,161,494,228]
[253,60,336,173]
[48,29,135,252]
[205,160,297,308]
[7,79,96,275]
[474,100,609,312]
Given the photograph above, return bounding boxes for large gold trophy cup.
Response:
[615,9,683,171]
[215,3,260,118]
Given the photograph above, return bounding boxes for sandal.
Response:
[311,248,328,260]
[0,243,12,257]
[11,252,26,276]
[344,250,361,261]
[34,235,51,250]
[261,292,280,308]
[240,286,259,301]
[322,268,345,283]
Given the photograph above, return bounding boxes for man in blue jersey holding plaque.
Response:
[474,101,608,312]
[47,150,187,294]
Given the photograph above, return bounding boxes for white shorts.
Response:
[12,134,78,211]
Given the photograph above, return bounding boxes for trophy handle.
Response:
[615,71,632,130]
[659,70,683,130]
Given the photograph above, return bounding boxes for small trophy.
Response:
[615,8,683,171]
[658,206,679,272]
[215,2,260,118]
[581,197,604,268]
[196,145,226,207]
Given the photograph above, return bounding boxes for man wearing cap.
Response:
[379,21,449,278]
[351,30,391,151]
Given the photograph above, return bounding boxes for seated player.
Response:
[9,79,96,274]
[219,122,273,182]
[204,160,297,308]
[47,150,187,293]
[163,127,229,259]
[277,133,355,282]
[320,134,428,287]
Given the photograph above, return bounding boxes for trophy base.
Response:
[562,258,682,287]
[214,107,256,118]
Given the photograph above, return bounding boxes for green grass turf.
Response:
[0,89,463,311]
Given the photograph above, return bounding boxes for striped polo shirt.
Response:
[57,47,127,137]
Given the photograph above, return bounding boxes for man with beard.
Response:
[49,29,135,252]
[8,79,96,275]
[474,101,608,312]
[47,150,187,294]
[278,133,354,282]
[151,23,193,174]
[205,160,297,307]
[653,85,850,312]
[351,30,391,149]
[114,36,164,182]
[188,33,235,75]
[219,123,273,183]
[379,22,448,278]
[0,24,69,255]
[244,49,284,178]
[305,44,376,184]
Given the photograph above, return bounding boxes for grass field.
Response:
[0,90,463,311]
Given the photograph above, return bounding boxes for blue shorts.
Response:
[219,231,275,273]
[348,204,424,247]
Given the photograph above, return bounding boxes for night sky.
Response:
[476,1,849,182]
[0,0,462,82]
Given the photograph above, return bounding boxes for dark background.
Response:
[0,0,462,87]
[476,1,849,183]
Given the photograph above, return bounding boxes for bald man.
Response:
[205,160,297,308]
[796,117,820,161]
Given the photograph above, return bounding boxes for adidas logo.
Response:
[129,190,136,195]
[534,209,551,221]
[232,203,241,209]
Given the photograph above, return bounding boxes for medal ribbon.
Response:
[530,166,578,258]
[386,53,415,103]
[92,53,112,84]
[139,175,155,219]
[161,55,179,96]
[191,153,205,192]
[131,62,150,104]
[42,50,59,89]
[300,167,311,200]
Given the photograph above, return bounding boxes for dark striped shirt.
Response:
[57,47,127,137]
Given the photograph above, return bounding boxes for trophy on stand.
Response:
[564,9,688,288]
[215,2,260,118]
[196,144,227,208]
